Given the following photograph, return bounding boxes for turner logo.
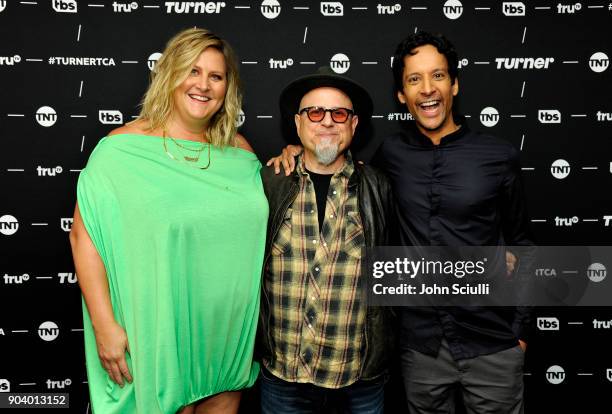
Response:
[502,2,525,16]
[52,0,77,13]
[0,55,21,66]
[592,319,612,329]
[557,2,581,13]
[269,58,293,69]
[236,109,245,128]
[0,379,9,392]
[538,109,561,124]
[37,166,63,177]
[554,216,579,226]
[479,107,499,127]
[589,52,609,73]
[113,1,139,12]
[443,0,463,19]
[261,0,281,19]
[46,378,72,389]
[377,3,401,14]
[551,159,570,179]
[321,2,343,16]
[495,57,554,69]
[164,1,226,14]
[596,111,612,121]
[36,106,57,127]
[38,321,60,341]
[587,263,606,283]
[58,272,78,284]
[99,110,123,125]
[0,215,19,236]
[537,317,560,331]
[546,365,565,384]
[148,52,162,71]
[330,53,350,74]
[3,273,30,285]
[0,1,6,13]
[61,218,73,232]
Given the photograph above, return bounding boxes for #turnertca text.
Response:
[372,257,487,279]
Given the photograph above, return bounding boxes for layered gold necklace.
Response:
[162,130,211,170]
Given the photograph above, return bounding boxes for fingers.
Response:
[117,356,133,384]
[288,145,303,157]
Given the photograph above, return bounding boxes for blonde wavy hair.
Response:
[137,27,242,147]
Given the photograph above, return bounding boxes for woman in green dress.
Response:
[69,28,268,414]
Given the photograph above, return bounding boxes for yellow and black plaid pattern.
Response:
[263,153,366,389]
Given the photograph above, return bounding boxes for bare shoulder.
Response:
[234,133,255,153]
[107,119,151,137]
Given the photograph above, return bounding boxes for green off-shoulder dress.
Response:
[77,134,268,413]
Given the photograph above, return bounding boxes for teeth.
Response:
[189,94,210,102]
[420,101,439,108]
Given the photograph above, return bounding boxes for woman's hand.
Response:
[266,145,303,175]
[94,320,133,387]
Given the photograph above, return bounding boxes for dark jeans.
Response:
[401,339,525,414]
[260,367,385,414]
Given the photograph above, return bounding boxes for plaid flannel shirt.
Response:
[263,153,367,388]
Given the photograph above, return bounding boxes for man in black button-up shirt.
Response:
[372,31,533,414]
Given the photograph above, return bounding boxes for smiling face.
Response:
[295,87,358,169]
[172,47,227,130]
[397,44,459,143]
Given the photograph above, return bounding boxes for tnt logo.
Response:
[3,273,30,284]
[551,159,570,179]
[0,1,6,13]
[377,3,401,14]
[99,110,123,125]
[147,52,162,71]
[546,365,565,384]
[443,0,463,19]
[36,106,57,127]
[52,0,77,13]
[554,216,579,227]
[330,53,350,74]
[58,272,78,284]
[46,378,72,389]
[537,317,560,331]
[112,1,138,12]
[0,215,19,236]
[261,0,281,19]
[321,2,343,16]
[37,166,63,177]
[538,109,561,124]
[268,58,293,69]
[0,55,21,65]
[38,321,60,342]
[502,2,525,16]
[0,379,9,393]
[557,2,581,13]
[236,109,245,128]
[61,218,73,232]
[589,52,609,73]
[479,107,499,127]
[587,263,606,283]
[535,268,557,276]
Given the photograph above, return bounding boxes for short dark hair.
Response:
[392,31,459,92]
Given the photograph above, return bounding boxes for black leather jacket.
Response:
[258,160,397,380]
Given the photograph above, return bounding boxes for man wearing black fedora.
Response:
[257,67,396,413]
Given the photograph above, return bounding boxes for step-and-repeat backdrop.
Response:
[1,0,611,412]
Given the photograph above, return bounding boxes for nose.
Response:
[196,75,210,91]
[420,77,434,95]
[320,110,334,126]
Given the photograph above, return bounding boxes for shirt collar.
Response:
[296,150,355,180]
[401,114,469,147]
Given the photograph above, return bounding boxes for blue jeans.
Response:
[260,367,385,414]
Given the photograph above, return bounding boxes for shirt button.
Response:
[329,214,334,218]
[314,267,319,272]
[312,239,317,244]
[307,323,312,328]
[310,209,315,214]
[333,191,337,195]
[323,242,327,247]
[311,296,316,301]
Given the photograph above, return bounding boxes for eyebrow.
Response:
[405,68,448,77]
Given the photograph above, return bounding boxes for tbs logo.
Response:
[99,110,123,125]
[537,317,560,331]
[0,379,9,393]
[538,110,561,124]
[321,2,343,16]
[502,2,525,16]
[52,0,77,13]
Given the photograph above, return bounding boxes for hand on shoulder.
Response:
[235,133,255,153]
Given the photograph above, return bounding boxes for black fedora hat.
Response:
[279,66,373,123]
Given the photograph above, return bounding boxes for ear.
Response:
[397,90,407,104]
[294,113,301,130]
[452,77,459,97]
[351,114,359,135]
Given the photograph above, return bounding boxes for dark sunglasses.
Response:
[298,106,355,123]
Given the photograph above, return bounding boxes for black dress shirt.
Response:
[372,117,534,360]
